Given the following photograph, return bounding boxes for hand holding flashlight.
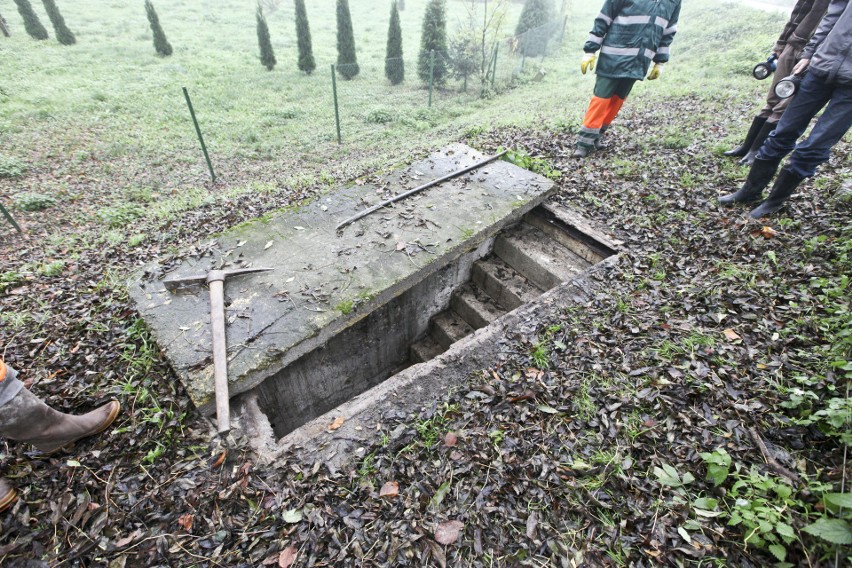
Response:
[793,58,810,75]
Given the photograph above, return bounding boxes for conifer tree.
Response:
[335,0,359,80]
[385,1,404,85]
[515,0,554,56]
[417,0,448,85]
[294,0,315,74]
[256,3,276,70]
[13,0,48,40]
[0,13,10,38]
[144,0,172,57]
[42,0,75,45]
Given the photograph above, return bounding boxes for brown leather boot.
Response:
[0,477,17,512]
[0,389,120,455]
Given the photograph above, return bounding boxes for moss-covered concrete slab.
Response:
[128,144,555,415]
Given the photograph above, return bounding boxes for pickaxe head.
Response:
[163,267,274,292]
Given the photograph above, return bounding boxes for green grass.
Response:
[0,1,787,229]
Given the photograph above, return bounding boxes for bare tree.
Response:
[453,0,509,93]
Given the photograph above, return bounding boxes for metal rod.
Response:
[182,86,216,183]
[336,149,507,232]
[0,201,22,233]
[331,64,342,144]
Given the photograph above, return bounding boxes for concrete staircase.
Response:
[409,204,610,363]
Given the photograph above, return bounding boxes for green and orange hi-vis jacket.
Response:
[584,0,681,80]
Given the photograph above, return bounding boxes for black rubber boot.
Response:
[595,125,610,150]
[749,168,804,218]
[718,157,782,205]
[739,120,776,165]
[724,116,768,157]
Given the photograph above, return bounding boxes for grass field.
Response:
[1,0,790,228]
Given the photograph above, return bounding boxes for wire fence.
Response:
[328,16,567,144]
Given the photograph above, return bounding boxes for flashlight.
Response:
[753,53,778,80]
[775,73,803,99]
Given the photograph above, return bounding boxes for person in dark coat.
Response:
[719,0,852,218]
[573,0,682,158]
[724,0,830,165]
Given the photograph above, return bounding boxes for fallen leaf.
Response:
[329,416,345,431]
[177,513,193,531]
[282,509,302,524]
[444,432,457,447]
[379,481,400,498]
[434,520,464,545]
[209,451,227,469]
[760,226,777,238]
[278,545,297,568]
[723,328,741,341]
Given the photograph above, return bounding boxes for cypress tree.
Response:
[256,4,276,71]
[336,0,359,80]
[417,0,448,85]
[515,0,554,35]
[516,0,554,56]
[144,0,172,57]
[0,13,10,38]
[385,1,403,85]
[294,0,315,74]
[42,0,75,45]
[13,0,48,40]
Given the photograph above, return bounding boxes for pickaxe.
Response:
[163,267,273,436]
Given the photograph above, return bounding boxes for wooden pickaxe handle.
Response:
[207,277,230,435]
[163,267,273,436]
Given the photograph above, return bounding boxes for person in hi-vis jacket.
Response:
[574,0,681,159]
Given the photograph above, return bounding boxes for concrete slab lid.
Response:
[128,143,555,414]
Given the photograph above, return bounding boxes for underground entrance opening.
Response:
[238,201,617,440]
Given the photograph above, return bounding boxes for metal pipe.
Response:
[182,86,216,183]
[336,149,507,232]
[331,64,341,144]
[0,201,22,233]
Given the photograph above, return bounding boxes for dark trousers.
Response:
[758,71,852,178]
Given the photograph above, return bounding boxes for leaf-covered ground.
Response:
[1,91,850,567]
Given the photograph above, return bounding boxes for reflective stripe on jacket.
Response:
[583,0,682,80]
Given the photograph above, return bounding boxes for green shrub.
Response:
[97,203,144,228]
[14,0,48,40]
[417,0,448,85]
[385,1,404,85]
[14,192,55,211]
[256,3,276,71]
[0,155,27,178]
[42,0,76,45]
[336,0,359,80]
[294,0,315,74]
[365,108,394,124]
[144,0,172,56]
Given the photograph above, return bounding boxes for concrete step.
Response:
[451,282,507,330]
[410,335,445,364]
[524,203,617,265]
[430,310,475,350]
[493,222,589,290]
[472,256,542,311]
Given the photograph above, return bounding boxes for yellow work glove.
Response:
[647,63,664,80]
[580,53,596,75]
